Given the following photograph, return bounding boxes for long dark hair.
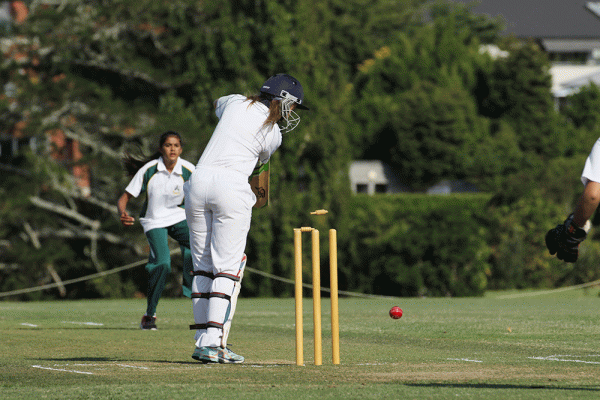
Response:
[246,94,282,130]
[122,131,183,177]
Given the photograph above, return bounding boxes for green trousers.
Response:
[144,220,193,316]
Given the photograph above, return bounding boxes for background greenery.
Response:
[2,0,600,299]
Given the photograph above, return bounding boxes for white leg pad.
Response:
[199,278,234,347]
[221,254,246,347]
[195,255,246,348]
[192,274,212,345]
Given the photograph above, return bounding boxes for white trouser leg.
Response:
[185,167,252,349]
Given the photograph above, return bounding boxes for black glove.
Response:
[545,214,589,263]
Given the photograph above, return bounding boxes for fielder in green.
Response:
[118,131,195,330]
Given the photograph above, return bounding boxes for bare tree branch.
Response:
[23,222,41,249]
[46,263,67,297]
[29,196,101,230]
[38,227,122,244]
[71,59,174,91]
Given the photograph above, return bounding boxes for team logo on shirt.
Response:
[173,185,181,195]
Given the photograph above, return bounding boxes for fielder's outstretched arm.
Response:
[545,181,599,263]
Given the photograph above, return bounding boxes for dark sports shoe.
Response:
[140,315,157,330]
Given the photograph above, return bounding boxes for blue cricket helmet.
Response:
[260,73,309,110]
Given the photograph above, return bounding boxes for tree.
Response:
[351,2,498,189]
[561,83,600,138]
[429,0,504,44]
[390,81,488,189]
[478,38,560,157]
[2,0,579,298]
[0,0,361,298]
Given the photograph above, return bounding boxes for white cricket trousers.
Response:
[184,166,254,348]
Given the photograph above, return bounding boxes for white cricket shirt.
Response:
[196,94,282,176]
[125,156,196,232]
[582,138,600,186]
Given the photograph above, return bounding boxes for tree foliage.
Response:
[562,84,600,133]
[1,0,598,298]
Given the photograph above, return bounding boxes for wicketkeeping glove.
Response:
[545,214,591,263]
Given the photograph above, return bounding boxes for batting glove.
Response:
[545,214,591,263]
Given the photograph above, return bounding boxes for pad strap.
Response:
[190,270,214,278]
[189,322,224,330]
[207,321,223,329]
[191,292,231,300]
[210,292,232,301]
[215,272,241,282]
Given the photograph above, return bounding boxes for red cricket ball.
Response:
[389,306,403,319]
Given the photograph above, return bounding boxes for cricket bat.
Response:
[250,160,270,208]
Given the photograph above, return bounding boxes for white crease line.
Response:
[32,365,93,375]
[357,363,387,366]
[61,321,104,326]
[545,354,600,358]
[115,364,149,369]
[529,356,600,365]
[447,358,483,363]
[21,323,38,327]
[71,364,106,370]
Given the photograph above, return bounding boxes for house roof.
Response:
[446,1,600,39]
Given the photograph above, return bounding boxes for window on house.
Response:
[548,52,588,64]
[356,184,368,193]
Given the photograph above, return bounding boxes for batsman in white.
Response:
[184,74,309,363]
[545,138,600,262]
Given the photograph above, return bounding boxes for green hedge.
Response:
[340,190,600,297]
[346,194,492,297]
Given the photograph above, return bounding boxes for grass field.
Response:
[2,289,600,399]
